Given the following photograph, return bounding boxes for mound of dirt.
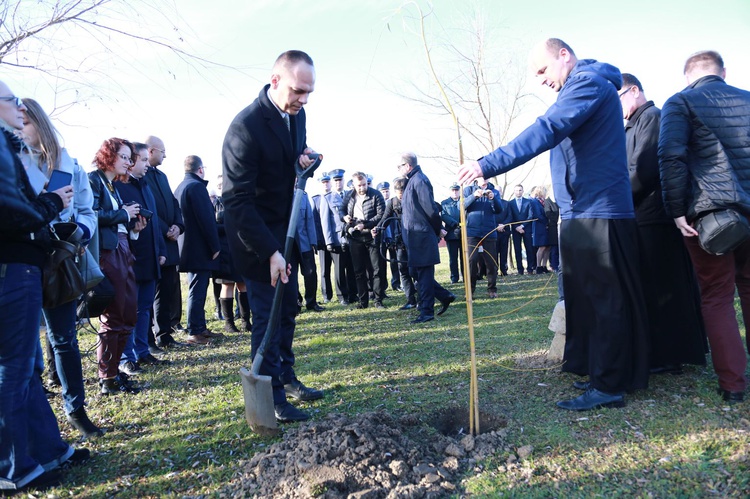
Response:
[221,411,509,498]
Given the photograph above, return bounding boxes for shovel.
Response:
[240,153,322,434]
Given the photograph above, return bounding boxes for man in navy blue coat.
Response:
[222,50,323,423]
[400,153,455,323]
[458,38,649,411]
[174,155,221,346]
[311,173,332,303]
[508,184,536,274]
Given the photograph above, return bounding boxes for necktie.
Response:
[516,198,522,210]
[283,114,290,131]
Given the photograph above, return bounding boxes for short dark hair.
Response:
[546,38,576,57]
[132,142,148,154]
[393,177,407,192]
[184,155,203,173]
[621,73,643,92]
[275,50,314,69]
[401,152,418,168]
[683,50,724,76]
[351,171,367,182]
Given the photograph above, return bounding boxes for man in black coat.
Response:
[659,51,750,404]
[344,172,386,308]
[400,153,455,323]
[173,155,221,346]
[143,135,185,350]
[222,50,323,423]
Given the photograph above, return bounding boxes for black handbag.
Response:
[695,209,750,255]
[76,275,115,319]
[43,223,85,309]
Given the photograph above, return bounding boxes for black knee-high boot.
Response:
[220,298,239,333]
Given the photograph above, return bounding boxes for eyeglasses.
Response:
[0,95,23,108]
[119,154,133,163]
[618,86,633,98]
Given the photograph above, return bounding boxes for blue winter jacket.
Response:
[478,59,634,220]
[463,184,501,239]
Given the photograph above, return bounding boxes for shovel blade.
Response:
[240,367,279,435]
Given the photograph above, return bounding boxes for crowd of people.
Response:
[1,40,748,493]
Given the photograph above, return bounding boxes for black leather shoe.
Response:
[339,299,350,306]
[284,379,324,401]
[717,388,744,404]
[411,315,434,324]
[355,303,368,309]
[155,336,187,349]
[65,447,91,466]
[650,364,683,375]
[437,294,456,316]
[572,380,590,391]
[557,388,625,411]
[67,407,105,439]
[274,402,311,423]
[148,344,166,356]
[399,303,416,310]
[306,304,325,312]
[17,469,62,493]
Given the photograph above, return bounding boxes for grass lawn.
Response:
[47,248,749,497]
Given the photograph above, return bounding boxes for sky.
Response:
[4,0,750,199]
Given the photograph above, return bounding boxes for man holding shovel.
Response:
[222,50,323,424]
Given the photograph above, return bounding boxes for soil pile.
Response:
[221,411,508,498]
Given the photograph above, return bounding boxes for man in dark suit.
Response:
[494,186,513,276]
[311,173,333,303]
[222,50,323,423]
[509,184,536,274]
[174,155,221,346]
[400,153,456,323]
[143,136,185,351]
[378,181,401,291]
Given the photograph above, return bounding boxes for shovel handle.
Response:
[250,155,322,375]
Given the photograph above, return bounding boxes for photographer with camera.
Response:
[344,171,386,309]
[114,142,167,375]
[374,177,416,310]
[463,177,503,298]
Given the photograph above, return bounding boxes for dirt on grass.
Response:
[220,409,510,498]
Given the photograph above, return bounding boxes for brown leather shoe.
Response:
[186,334,211,345]
[201,329,225,339]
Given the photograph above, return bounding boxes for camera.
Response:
[482,190,490,197]
[139,208,153,221]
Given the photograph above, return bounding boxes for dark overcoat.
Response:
[222,84,307,282]
[401,165,441,268]
[143,166,184,266]
[174,172,220,273]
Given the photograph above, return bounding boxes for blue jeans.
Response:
[0,264,72,490]
[245,270,298,405]
[121,279,156,364]
[42,300,85,415]
[186,271,210,336]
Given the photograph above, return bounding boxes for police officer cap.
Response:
[450,183,460,190]
[319,172,331,182]
[347,179,353,188]
[377,182,390,191]
[366,174,373,184]
[329,169,345,179]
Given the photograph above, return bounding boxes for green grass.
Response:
[46,248,749,497]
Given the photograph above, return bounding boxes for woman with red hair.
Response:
[88,138,146,395]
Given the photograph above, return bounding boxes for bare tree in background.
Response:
[391,4,547,196]
[0,0,238,114]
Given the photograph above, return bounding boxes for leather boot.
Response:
[220,298,239,333]
[67,406,105,438]
[238,291,252,332]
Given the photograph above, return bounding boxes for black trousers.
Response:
[152,264,179,342]
[349,238,386,306]
[331,249,358,303]
[300,250,318,307]
[388,247,400,289]
[512,226,536,273]
[410,265,452,317]
[497,231,510,275]
[468,236,497,293]
[317,248,333,301]
[445,239,465,283]
[560,218,649,394]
